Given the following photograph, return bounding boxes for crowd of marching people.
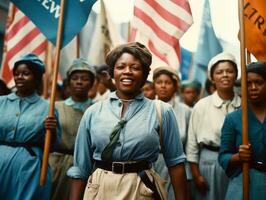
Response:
[0,42,266,200]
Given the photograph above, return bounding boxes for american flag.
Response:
[130,0,193,71]
[1,4,47,87]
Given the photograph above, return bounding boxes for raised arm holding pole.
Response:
[238,0,249,199]
[40,0,66,186]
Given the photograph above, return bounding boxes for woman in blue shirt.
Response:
[219,61,266,199]
[68,42,187,200]
[0,54,61,200]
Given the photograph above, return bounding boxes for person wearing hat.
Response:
[153,66,192,200]
[181,80,202,107]
[0,53,61,200]
[186,52,241,200]
[219,61,266,199]
[49,58,96,200]
[67,42,188,200]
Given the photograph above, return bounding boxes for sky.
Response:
[92,0,240,52]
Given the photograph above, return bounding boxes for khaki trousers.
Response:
[83,168,166,200]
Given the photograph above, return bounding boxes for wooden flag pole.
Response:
[40,0,66,186]
[76,33,80,58]
[238,0,249,199]
[43,41,53,99]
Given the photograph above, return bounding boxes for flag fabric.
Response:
[130,0,193,72]
[87,0,112,66]
[87,0,122,66]
[10,0,97,48]
[180,47,193,80]
[243,0,266,61]
[1,5,47,87]
[192,0,223,85]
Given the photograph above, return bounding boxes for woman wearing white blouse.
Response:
[186,52,241,200]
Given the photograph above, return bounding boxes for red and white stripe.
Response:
[1,5,47,87]
[130,0,193,71]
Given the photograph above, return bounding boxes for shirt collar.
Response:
[7,92,40,104]
[212,91,241,108]
[64,97,92,111]
[109,91,145,101]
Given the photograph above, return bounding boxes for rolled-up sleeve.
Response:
[67,111,93,180]
[162,103,186,167]
[186,107,200,163]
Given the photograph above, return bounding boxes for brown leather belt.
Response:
[95,160,151,174]
[251,162,266,172]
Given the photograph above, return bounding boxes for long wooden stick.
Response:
[238,0,249,199]
[43,41,53,99]
[76,33,80,58]
[40,0,66,186]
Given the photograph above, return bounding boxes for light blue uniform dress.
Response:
[67,92,186,186]
[0,93,61,200]
[219,107,266,200]
[153,97,191,200]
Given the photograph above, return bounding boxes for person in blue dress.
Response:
[152,66,192,200]
[67,42,188,200]
[219,61,266,199]
[0,53,61,200]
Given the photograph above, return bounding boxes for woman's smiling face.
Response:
[114,53,144,100]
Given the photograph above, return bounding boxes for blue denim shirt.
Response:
[0,92,61,146]
[219,107,266,177]
[67,92,186,179]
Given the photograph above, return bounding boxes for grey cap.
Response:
[67,58,96,78]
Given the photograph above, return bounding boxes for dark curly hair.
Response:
[106,42,152,87]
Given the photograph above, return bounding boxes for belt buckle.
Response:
[112,162,126,173]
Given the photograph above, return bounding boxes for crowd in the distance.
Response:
[0,42,266,200]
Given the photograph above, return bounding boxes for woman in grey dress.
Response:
[153,66,191,200]
[186,52,241,200]
[49,58,96,200]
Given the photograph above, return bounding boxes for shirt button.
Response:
[118,102,122,107]
[13,127,16,131]
[16,113,20,117]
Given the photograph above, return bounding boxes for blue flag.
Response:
[192,0,223,85]
[180,47,193,80]
[10,0,97,48]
